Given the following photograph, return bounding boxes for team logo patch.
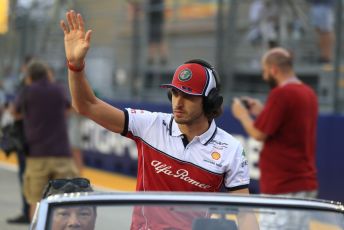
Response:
[178,69,192,81]
[211,152,221,160]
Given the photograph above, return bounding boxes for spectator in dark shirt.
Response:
[14,60,79,220]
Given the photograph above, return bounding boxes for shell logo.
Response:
[211,152,221,160]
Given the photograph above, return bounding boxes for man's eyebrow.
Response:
[55,208,69,214]
[78,207,93,211]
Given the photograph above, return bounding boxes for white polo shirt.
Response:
[122,108,249,192]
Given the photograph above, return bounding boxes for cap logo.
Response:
[178,69,192,82]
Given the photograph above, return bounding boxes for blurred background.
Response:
[0,0,343,203]
[1,0,343,109]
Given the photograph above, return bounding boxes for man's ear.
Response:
[270,65,279,76]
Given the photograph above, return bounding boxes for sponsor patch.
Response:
[211,152,221,160]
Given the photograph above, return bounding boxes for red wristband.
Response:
[67,60,85,72]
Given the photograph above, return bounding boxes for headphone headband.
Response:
[184,59,220,88]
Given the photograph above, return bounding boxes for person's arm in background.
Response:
[60,10,125,134]
[224,138,260,230]
[231,98,267,141]
[229,188,260,230]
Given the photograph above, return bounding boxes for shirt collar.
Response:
[169,117,217,145]
[280,76,301,87]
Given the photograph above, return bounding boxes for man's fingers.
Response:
[77,14,85,32]
[85,30,92,44]
[241,96,251,102]
[232,98,240,104]
[60,20,69,34]
[70,10,79,31]
[66,10,85,32]
[66,11,74,30]
[241,96,254,104]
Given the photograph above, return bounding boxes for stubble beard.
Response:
[265,74,278,89]
[174,110,204,126]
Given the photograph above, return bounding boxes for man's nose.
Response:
[174,94,184,105]
[67,213,81,228]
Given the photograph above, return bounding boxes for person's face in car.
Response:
[51,206,96,230]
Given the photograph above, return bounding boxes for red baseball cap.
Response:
[160,63,217,96]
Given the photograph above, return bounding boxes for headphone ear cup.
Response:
[213,92,223,109]
[204,88,223,111]
[167,91,172,102]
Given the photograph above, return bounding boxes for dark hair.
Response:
[26,60,49,82]
[183,59,224,120]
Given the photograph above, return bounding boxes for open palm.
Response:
[60,11,92,65]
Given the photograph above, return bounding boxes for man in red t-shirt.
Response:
[231,47,318,197]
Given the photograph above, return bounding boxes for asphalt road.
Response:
[0,163,29,230]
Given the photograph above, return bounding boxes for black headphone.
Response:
[168,59,223,119]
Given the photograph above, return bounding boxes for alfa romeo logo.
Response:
[178,69,192,81]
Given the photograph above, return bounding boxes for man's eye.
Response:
[79,211,91,217]
[58,212,69,217]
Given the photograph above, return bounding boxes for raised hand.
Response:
[60,10,92,67]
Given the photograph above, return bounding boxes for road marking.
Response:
[0,152,136,192]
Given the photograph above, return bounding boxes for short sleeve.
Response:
[254,88,287,136]
[123,108,159,139]
[224,144,250,190]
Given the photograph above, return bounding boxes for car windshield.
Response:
[45,201,344,230]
